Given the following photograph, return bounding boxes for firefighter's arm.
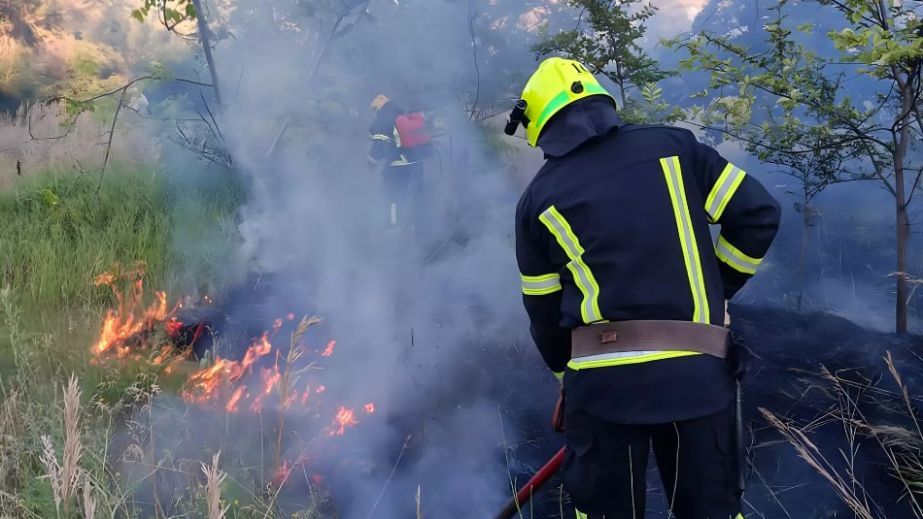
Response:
[516,196,570,379]
[368,132,392,164]
[690,134,782,299]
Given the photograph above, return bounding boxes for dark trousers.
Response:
[562,404,742,519]
[382,162,423,228]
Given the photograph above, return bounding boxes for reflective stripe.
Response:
[568,350,700,370]
[534,84,612,133]
[705,163,746,223]
[371,133,391,141]
[715,235,762,275]
[538,206,603,323]
[534,91,570,133]
[576,511,588,519]
[521,273,562,296]
[553,371,564,381]
[660,156,710,324]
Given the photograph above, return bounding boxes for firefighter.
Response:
[509,58,780,519]
[368,94,427,231]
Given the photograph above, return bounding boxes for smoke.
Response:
[208,1,536,515]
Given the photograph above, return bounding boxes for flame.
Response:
[328,406,359,436]
[226,386,246,413]
[92,276,379,483]
[91,269,175,357]
[274,460,293,486]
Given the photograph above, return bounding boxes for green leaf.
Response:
[796,23,815,33]
[131,9,145,22]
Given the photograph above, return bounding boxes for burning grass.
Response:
[0,264,380,517]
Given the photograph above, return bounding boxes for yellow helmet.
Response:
[515,57,615,147]
[371,94,390,111]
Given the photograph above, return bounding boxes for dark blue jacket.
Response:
[515,97,781,423]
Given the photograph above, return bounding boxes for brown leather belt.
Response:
[571,320,730,360]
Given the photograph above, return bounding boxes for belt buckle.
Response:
[599,331,619,344]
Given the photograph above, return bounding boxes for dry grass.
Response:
[202,451,229,519]
[0,103,160,188]
[762,352,923,519]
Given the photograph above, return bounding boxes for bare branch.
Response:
[98,88,128,194]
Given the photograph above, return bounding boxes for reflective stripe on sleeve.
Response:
[371,134,391,141]
[660,156,710,324]
[538,206,603,323]
[521,273,562,296]
[715,235,762,275]
[705,163,746,223]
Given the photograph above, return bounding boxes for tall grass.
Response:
[0,167,244,309]
[762,353,923,518]
[0,163,246,517]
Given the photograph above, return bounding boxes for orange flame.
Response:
[364,403,376,414]
[92,270,173,356]
[321,340,336,357]
[328,406,359,437]
[226,386,246,413]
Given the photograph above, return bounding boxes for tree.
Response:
[532,0,675,122]
[675,0,923,332]
[131,0,222,104]
[754,117,862,312]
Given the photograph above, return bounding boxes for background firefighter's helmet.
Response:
[371,94,390,111]
[517,57,616,147]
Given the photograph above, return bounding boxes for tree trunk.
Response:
[893,80,913,333]
[797,197,810,314]
[615,61,627,108]
[191,0,222,105]
[896,174,909,333]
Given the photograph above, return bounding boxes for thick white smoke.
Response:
[212,0,540,515]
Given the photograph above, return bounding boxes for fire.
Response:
[91,274,379,489]
[94,285,169,356]
[328,406,359,436]
[226,386,246,413]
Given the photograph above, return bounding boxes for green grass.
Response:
[0,166,248,518]
[0,167,244,310]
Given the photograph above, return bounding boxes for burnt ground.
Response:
[319,305,921,519]
[117,278,922,518]
[466,305,923,519]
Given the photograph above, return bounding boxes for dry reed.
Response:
[202,451,229,519]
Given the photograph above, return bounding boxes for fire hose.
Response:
[493,446,566,519]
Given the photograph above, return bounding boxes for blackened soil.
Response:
[483,305,922,519]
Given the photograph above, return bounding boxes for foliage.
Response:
[672,0,923,331]
[532,0,677,123]
[132,0,198,31]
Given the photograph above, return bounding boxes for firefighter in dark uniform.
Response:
[368,94,425,230]
[508,58,781,518]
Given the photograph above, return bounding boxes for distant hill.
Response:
[0,0,182,113]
